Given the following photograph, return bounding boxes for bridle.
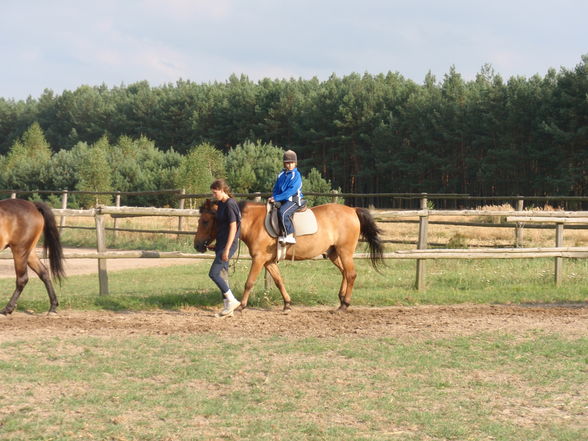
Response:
[197,203,217,251]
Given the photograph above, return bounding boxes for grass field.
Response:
[1,257,587,312]
[1,330,586,441]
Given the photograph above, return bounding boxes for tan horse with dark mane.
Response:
[0,199,65,316]
[194,201,384,312]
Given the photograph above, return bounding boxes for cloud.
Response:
[141,0,232,21]
[1,0,587,99]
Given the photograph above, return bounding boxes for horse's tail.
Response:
[34,202,65,281]
[355,207,385,271]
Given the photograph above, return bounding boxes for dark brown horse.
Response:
[194,201,383,312]
[0,199,65,315]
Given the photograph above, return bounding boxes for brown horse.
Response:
[194,200,384,312]
[0,199,65,316]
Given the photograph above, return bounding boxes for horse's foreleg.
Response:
[1,259,29,316]
[239,258,266,310]
[264,262,292,312]
[27,253,59,314]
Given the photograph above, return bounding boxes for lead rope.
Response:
[229,239,241,275]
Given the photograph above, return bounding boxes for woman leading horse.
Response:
[195,200,383,312]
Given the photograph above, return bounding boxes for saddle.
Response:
[264,201,318,239]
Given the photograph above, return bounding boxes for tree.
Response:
[109,135,171,204]
[304,168,343,206]
[541,56,588,195]
[0,122,52,190]
[1,60,587,202]
[175,143,225,207]
[225,140,284,193]
[45,142,90,195]
[76,136,113,207]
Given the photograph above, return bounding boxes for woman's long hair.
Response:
[210,179,234,198]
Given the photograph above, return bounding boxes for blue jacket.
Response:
[272,167,303,203]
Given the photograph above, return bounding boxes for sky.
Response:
[1,0,587,101]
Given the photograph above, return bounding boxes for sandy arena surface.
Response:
[1,303,586,342]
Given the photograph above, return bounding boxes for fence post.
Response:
[59,190,68,231]
[112,192,121,243]
[415,194,429,291]
[515,197,524,247]
[554,222,564,286]
[177,188,186,240]
[95,207,109,295]
[331,190,339,204]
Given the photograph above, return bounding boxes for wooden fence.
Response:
[1,203,587,296]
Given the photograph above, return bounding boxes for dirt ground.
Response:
[1,248,586,342]
[1,303,586,343]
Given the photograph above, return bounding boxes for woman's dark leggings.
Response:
[208,240,239,299]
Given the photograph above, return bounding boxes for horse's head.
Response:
[194,199,218,252]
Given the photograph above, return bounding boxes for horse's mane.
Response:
[238,200,264,212]
[199,199,264,215]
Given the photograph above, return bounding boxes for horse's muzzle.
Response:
[195,240,209,253]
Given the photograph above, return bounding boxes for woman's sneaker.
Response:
[283,234,296,244]
[216,298,241,317]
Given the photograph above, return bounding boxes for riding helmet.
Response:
[283,150,297,163]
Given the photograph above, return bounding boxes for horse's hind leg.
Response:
[239,258,266,310]
[327,247,349,308]
[335,249,357,312]
[0,252,30,316]
[264,262,292,312]
[27,253,59,314]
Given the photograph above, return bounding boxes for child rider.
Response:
[268,150,304,244]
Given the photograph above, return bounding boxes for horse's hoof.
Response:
[47,311,58,317]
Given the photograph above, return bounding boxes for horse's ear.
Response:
[200,199,211,214]
[200,199,218,214]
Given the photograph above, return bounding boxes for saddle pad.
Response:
[265,204,318,238]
